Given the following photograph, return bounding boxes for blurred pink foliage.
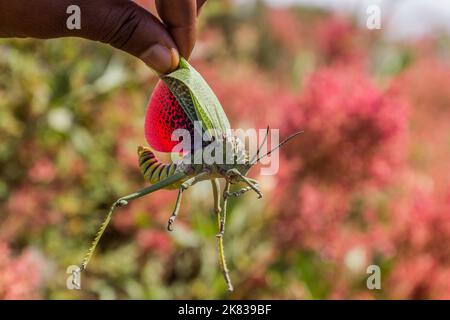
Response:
[137,229,174,258]
[268,65,413,297]
[385,191,450,299]
[266,8,303,53]
[2,186,61,242]
[285,66,409,187]
[0,243,44,299]
[28,158,57,183]
[316,16,368,66]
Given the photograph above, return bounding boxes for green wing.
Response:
[161,58,231,139]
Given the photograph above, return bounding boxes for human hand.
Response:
[0,0,207,73]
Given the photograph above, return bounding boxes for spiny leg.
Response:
[246,177,259,185]
[167,171,209,231]
[225,187,251,199]
[224,181,260,199]
[167,188,183,231]
[212,179,233,291]
[224,177,260,199]
[227,169,263,199]
[218,180,231,237]
[79,172,187,273]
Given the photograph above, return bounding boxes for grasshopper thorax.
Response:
[177,133,251,179]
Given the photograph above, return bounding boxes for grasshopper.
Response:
[78,58,302,291]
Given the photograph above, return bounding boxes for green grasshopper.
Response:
[78,58,302,291]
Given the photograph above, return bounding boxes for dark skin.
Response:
[0,0,207,74]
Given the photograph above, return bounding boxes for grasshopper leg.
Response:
[218,181,231,237]
[212,179,233,292]
[79,172,187,273]
[167,171,210,231]
[167,188,183,231]
[224,184,260,199]
[227,169,263,199]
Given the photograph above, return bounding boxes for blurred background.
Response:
[1,0,450,299]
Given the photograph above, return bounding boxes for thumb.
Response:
[86,0,180,74]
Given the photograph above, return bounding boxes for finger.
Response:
[0,0,181,74]
[91,0,180,74]
[197,0,208,13]
[156,0,197,59]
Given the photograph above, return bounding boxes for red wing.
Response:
[145,80,194,153]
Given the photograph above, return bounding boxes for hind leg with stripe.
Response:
[79,172,188,273]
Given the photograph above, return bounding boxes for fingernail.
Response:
[140,44,179,74]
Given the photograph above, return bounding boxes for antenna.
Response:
[249,126,270,164]
[251,130,304,164]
